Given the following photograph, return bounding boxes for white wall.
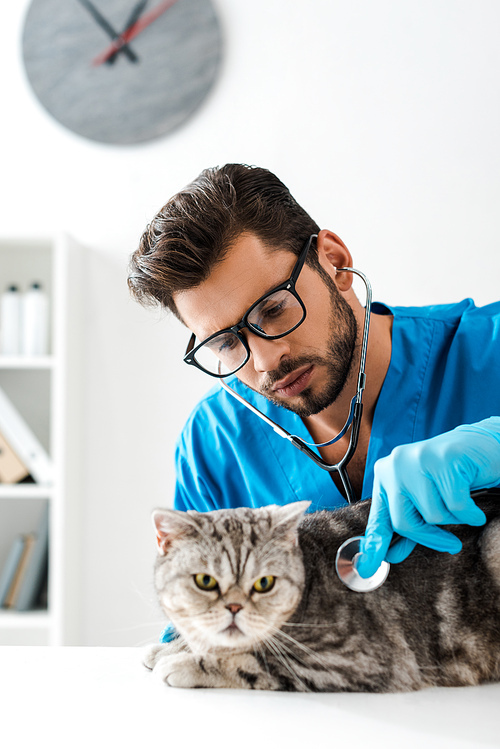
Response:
[2,0,499,645]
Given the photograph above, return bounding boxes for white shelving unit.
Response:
[0,236,83,645]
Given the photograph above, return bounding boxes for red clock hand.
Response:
[92,0,180,67]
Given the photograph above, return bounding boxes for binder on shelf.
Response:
[0,430,31,484]
[15,502,50,612]
[0,535,26,606]
[0,384,53,486]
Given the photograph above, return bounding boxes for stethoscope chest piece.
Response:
[335,535,390,592]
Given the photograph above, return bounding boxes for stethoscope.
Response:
[219,267,389,593]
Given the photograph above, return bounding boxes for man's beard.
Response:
[258,284,358,418]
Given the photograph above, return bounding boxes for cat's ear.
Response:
[271,501,311,545]
[152,508,199,556]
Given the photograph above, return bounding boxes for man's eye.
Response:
[208,334,237,354]
[260,301,285,320]
[219,336,237,352]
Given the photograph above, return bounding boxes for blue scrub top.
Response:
[173,299,500,514]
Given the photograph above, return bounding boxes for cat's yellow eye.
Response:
[194,573,218,591]
[253,576,276,593]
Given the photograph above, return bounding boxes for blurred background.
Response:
[0,0,499,647]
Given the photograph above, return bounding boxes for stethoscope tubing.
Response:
[219,266,372,505]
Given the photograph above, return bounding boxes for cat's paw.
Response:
[143,640,186,670]
[143,643,169,671]
[153,652,212,688]
[151,651,280,690]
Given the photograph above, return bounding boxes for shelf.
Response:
[0,485,52,499]
[0,609,51,629]
[0,356,54,370]
[0,234,83,645]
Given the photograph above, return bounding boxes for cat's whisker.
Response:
[268,629,322,671]
[264,635,310,691]
[273,626,328,666]
[135,635,167,647]
[253,643,272,678]
[106,621,166,633]
[129,579,160,607]
[270,637,311,670]
[282,622,332,628]
[281,632,327,667]
[264,636,298,682]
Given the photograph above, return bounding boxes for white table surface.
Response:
[0,646,499,749]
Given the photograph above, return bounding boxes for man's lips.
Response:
[271,365,314,398]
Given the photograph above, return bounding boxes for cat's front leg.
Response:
[143,636,188,671]
[152,651,281,690]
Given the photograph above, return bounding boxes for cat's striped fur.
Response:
[145,493,500,691]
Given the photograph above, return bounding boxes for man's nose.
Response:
[246,332,290,373]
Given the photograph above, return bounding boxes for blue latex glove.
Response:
[357,417,500,579]
[159,622,179,643]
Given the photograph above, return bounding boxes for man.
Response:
[128,163,500,584]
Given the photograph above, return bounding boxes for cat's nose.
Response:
[225,603,243,615]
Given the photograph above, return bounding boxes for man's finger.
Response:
[356,530,392,578]
[385,536,416,564]
[401,524,462,554]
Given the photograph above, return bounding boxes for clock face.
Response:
[22,0,223,145]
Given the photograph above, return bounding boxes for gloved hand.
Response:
[159,622,179,643]
[356,417,500,579]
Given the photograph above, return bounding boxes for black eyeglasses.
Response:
[183,234,316,377]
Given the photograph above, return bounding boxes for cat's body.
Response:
[145,493,500,692]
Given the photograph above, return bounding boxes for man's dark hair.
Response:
[128,164,321,316]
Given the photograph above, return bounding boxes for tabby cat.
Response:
[144,492,500,692]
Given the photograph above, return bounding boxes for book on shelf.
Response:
[3,533,36,609]
[0,430,32,484]
[16,502,49,611]
[0,535,26,606]
[0,503,49,611]
[0,384,52,486]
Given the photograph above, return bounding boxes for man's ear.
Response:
[316,229,354,291]
[152,508,199,556]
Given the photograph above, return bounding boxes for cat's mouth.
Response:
[223,621,243,635]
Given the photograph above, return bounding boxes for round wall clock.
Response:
[21,0,223,145]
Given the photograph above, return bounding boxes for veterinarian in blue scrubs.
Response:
[129,164,500,587]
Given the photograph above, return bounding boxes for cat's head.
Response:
[152,502,310,653]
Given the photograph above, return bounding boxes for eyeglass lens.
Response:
[193,288,305,375]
